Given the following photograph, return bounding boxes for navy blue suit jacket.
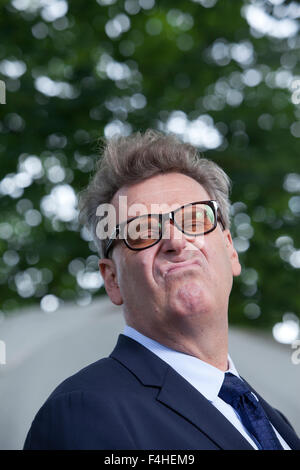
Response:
[23,334,300,450]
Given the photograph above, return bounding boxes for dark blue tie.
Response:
[218,372,283,450]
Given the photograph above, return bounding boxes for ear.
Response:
[223,230,241,277]
[98,258,123,305]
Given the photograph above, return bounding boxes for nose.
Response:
[160,218,197,254]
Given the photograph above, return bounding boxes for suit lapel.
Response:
[111,335,254,450]
[157,366,253,450]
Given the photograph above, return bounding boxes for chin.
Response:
[163,274,218,318]
[168,285,212,318]
[177,303,211,318]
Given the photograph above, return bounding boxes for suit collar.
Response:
[123,325,240,402]
[110,334,169,386]
[110,334,254,450]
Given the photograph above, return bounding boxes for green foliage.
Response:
[0,0,299,332]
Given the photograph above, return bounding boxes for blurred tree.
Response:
[0,0,299,335]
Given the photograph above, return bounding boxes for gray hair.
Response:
[78,129,232,258]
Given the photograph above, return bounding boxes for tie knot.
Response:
[218,372,252,406]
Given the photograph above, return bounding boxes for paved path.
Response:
[0,297,299,449]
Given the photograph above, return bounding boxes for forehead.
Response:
[111,172,211,222]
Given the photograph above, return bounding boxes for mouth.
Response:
[164,259,201,277]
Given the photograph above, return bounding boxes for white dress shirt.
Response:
[123,325,290,450]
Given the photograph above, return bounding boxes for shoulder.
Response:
[47,355,137,400]
[275,408,295,431]
[23,356,141,449]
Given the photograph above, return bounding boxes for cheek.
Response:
[207,243,233,279]
[119,252,154,291]
[138,254,157,289]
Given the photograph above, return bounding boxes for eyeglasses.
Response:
[104,200,225,258]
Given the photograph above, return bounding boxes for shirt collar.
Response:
[123,325,240,402]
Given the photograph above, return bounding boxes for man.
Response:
[24,130,300,450]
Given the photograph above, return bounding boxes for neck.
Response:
[127,319,229,372]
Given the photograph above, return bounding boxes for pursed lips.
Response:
[163,259,202,277]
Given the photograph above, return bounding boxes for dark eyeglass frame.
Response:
[104,200,226,258]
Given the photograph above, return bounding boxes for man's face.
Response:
[99,172,241,340]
